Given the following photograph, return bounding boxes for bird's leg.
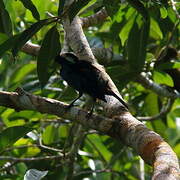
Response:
[86,98,96,118]
[67,92,83,109]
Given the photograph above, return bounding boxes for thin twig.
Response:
[39,136,63,153]
[137,98,175,121]
[0,155,63,162]
[0,144,41,155]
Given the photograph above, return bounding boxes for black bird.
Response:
[55,52,128,114]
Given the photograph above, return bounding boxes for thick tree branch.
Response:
[0,89,179,179]
[81,7,108,28]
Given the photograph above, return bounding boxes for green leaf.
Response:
[19,0,40,20]
[58,0,66,16]
[37,25,61,87]
[126,0,149,20]
[103,0,120,19]
[12,19,50,56]
[153,70,174,87]
[160,7,167,19]
[119,16,135,46]
[150,18,163,40]
[0,126,32,150]
[11,63,36,83]
[42,125,56,145]
[127,17,150,72]
[87,134,112,161]
[0,1,12,36]
[0,34,20,58]
[0,33,8,44]
[68,0,92,22]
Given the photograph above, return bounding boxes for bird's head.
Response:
[55,52,79,65]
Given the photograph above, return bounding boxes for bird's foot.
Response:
[86,110,93,119]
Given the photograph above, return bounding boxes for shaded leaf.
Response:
[127,17,150,72]
[12,19,50,56]
[0,34,20,58]
[0,126,32,150]
[68,0,92,22]
[103,0,120,19]
[37,25,61,87]
[0,1,12,36]
[19,0,40,20]
[58,0,66,16]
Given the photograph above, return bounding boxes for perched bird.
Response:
[55,52,128,114]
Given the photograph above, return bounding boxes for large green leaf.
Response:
[153,70,174,87]
[19,0,40,20]
[127,17,150,72]
[37,25,61,87]
[0,126,32,150]
[0,1,12,36]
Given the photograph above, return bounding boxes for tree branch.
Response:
[136,73,180,99]
[0,88,179,179]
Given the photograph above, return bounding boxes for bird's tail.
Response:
[111,92,129,110]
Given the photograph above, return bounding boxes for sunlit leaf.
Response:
[153,70,174,87]
[0,126,32,150]
[126,0,149,20]
[103,0,120,19]
[42,125,56,145]
[150,18,163,39]
[160,7,167,19]
[19,0,40,20]
[119,16,135,46]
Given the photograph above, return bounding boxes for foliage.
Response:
[0,0,179,179]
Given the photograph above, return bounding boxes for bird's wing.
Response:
[75,61,107,101]
[76,61,106,87]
